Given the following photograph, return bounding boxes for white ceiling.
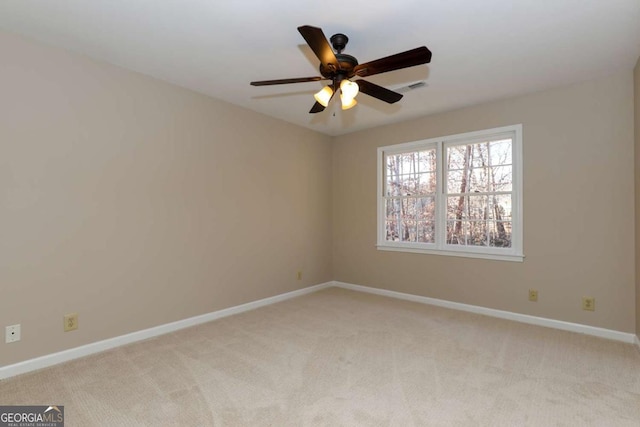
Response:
[1,1,639,136]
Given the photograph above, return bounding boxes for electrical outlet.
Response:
[297,271,303,281]
[582,297,595,311]
[5,324,21,343]
[528,289,538,302]
[64,313,78,332]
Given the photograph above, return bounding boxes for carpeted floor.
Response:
[1,287,639,426]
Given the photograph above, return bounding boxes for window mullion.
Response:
[379,153,382,243]
[436,140,445,250]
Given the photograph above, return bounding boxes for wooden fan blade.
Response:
[354,46,432,78]
[250,77,324,86]
[298,25,340,71]
[355,80,403,104]
[309,102,325,114]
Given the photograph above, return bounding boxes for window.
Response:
[377,124,523,261]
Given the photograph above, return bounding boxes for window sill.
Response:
[376,244,524,262]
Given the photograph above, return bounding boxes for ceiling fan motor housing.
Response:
[319,53,358,79]
[319,33,359,80]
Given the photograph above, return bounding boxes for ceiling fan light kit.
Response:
[314,86,333,107]
[340,93,357,110]
[250,25,432,114]
[340,79,358,97]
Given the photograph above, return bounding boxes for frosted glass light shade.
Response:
[340,79,359,99]
[340,94,357,110]
[314,86,333,107]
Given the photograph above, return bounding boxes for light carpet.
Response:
[1,287,639,426]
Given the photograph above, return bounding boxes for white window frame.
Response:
[377,124,524,262]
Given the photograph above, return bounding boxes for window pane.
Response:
[418,150,437,173]
[489,221,512,248]
[385,154,399,196]
[469,166,489,193]
[447,169,464,194]
[398,173,418,195]
[418,172,436,194]
[489,165,512,192]
[386,154,410,195]
[401,198,417,242]
[489,139,512,166]
[489,195,512,221]
[386,179,400,196]
[447,220,489,247]
[447,220,467,245]
[416,197,435,243]
[468,221,487,246]
[385,198,400,216]
[467,195,489,221]
[471,143,489,168]
[447,145,466,170]
[417,221,435,243]
[447,196,466,220]
[385,219,399,241]
[385,199,402,241]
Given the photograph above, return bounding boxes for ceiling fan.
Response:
[250,25,432,113]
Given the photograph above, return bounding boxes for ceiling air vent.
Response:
[395,81,428,93]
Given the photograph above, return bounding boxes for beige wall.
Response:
[2,29,637,368]
[333,71,636,332]
[0,32,333,366]
[635,56,640,338]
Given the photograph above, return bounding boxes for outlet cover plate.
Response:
[582,297,595,311]
[64,313,78,332]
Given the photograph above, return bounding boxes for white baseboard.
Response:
[332,281,637,344]
[2,280,636,380]
[0,282,332,380]
[635,335,640,350]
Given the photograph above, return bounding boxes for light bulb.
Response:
[314,86,333,107]
[340,93,357,110]
[340,79,359,99]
